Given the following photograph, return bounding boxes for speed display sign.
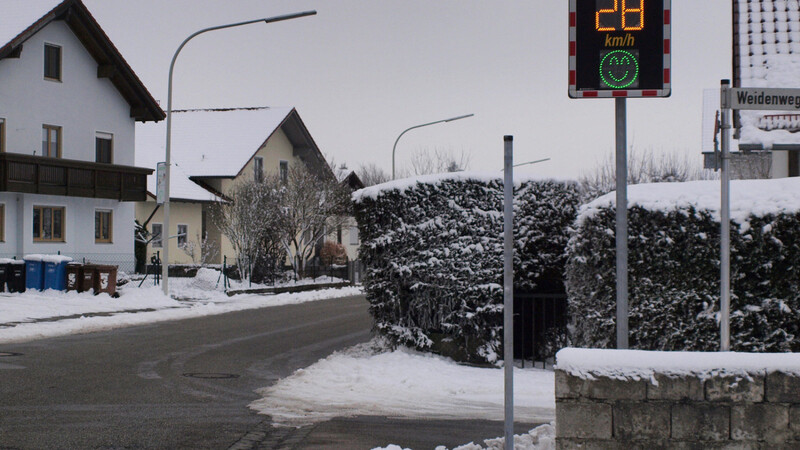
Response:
[569,0,671,98]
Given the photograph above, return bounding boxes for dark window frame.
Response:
[151,223,163,248]
[95,132,113,164]
[44,43,62,81]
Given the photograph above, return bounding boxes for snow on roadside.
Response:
[0,270,362,344]
[249,340,555,427]
[374,422,556,450]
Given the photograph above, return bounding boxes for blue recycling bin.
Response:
[24,257,44,291]
[43,257,72,291]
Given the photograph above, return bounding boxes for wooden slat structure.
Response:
[0,152,151,201]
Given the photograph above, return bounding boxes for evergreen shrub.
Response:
[566,178,800,352]
[353,173,579,364]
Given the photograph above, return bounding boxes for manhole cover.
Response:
[182,372,239,379]
[0,352,22,357]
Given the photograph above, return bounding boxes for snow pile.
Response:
[0,270,362,343]
[567,177,800,351]
[249,341,555,426]
[374,423,556,450]
[556,348,800,381]
[354,173,579,363]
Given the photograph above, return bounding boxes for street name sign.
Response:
[569,0,671,98]
[729,87,800,111]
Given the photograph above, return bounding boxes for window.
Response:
[337,225,342,244]
[254,156,264,182]
[95,210,112,243]
[280,160,289,183]
[44,44,61,81]
[33,206,65,242]
[349,226,359,245]
[0,118,5,152]
[151,223,162,248]
[42,125,61,158]
[96,132,112,163]
[0,204,5,242]
[177,224,188,247]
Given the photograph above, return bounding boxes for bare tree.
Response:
[356,162,391,186]
[180,232,219,266]
[325,153,350,182]
[401,146,471,177]
[274,165,352,278]
[212,180,282,281]
[579,148,705,201]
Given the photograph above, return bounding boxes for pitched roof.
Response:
[0,0,164,122]
[135,107,333,201]
[734,0,800,148]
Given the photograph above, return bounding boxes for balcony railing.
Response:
[0,152,152,201]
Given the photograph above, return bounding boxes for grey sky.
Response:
[85,1,731,179]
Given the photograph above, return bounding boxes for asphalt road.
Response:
[0,295,373,449]
[0,294,541,449]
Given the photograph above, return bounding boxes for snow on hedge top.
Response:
[556,348,800,381]
[578,176,800,226]
[352,171,574,202]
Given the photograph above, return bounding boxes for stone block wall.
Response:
[556,367,800,448]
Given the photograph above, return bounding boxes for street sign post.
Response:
[716,84,800,351]
[569,0,672,350]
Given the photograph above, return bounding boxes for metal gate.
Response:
[513,292,568,367]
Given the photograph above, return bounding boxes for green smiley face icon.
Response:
[599,50,640,89]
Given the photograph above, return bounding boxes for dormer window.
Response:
[44,44,61,81]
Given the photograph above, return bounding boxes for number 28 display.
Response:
[569,0,671,98]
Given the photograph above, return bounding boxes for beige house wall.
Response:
[135,199,205,265]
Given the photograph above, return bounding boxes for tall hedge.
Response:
[566,178,800,352]
[354,173,579,364]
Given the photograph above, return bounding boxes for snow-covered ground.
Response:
[249,339,556,449]
[0,267,361,344]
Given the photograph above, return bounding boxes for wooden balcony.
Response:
[0,152,152,201]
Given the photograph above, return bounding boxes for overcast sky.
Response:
[84,1,732,179]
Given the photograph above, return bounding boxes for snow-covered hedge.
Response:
[567,177,800,352]
[353,173,579,364]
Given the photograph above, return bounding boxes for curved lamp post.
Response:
[391,113,474,180]
[162,11,316,296]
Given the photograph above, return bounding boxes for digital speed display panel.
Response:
[569,0,671,98]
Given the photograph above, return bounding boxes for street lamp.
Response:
[161,11,316,296]
[391,113,474,180]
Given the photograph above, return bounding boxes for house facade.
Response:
[0,0,163,271]
[135,107,360,267]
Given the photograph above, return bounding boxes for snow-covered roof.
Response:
[136,107,295,179]
[0,0,164,122]
[578,176,800,227]
[735,0,800,147]
[352,171,576,202]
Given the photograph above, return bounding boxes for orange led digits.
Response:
[622,0,644,31]
[596,0,618,31]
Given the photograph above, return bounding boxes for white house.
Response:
[0,0,164,271]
